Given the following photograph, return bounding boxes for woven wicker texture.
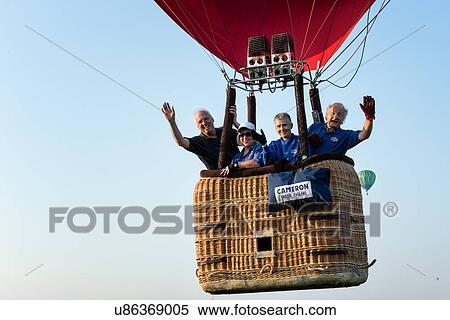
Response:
[193,159,368,294]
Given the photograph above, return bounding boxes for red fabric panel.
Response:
[155,0,374,72]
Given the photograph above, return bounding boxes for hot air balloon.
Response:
[155,0,385,294]
[358,170,376,194]
[156,0,373,72]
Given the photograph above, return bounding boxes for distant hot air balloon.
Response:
[358,170,376,194]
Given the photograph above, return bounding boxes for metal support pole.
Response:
[309,87,324,123]
[218,85,236,169]
[294,73,308,160]
[247,92,256,127]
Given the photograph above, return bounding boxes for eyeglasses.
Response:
[239,131,252,138]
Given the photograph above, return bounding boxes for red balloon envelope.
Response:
[155,0,374,73]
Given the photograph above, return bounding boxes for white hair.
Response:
[326,103,348,123]
[193,108,213,123]
[273,112,292,124]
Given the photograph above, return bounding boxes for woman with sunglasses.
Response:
[220,122,264,176]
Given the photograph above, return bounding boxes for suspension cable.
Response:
[301,0,339,62]
[300,0,317,59]
[318,0,390,76]
[319,8,370,89]
[319,7,372,87]
[165,0,227,75]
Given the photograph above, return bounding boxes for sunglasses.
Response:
[239,131,252,138]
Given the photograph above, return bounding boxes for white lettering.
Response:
[274,181,313,203]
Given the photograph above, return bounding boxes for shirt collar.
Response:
[325,124,341,134]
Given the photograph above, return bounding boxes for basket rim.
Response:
[200,153,354,178]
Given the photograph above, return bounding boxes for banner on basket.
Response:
[274,181,313,203]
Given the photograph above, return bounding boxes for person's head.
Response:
[237,122,256,149]
[326,103,348,131]
[194,109,215,136]
[273,112,293,140]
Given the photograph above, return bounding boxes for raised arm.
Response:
[161,102,190,149]
[359,96,375,141]
[229,105,240,129]
[359,119,373,141]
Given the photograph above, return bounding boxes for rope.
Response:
[351,265,361,277]
[209,0,240,70]
[284,23,426,112]
[319,8,371,89]
[286,0,298,59]
[267,80,277,93]
[314,0,339,71]
[164,0,225,74]
[201,0,223,65]
[301,0,339,62]
[207,271,228,280]
[260,264,274,274]
[306,0,389,87]
[316,0,391,86]
[300,0,317,60]
[319,0,389,75]
[320,15,371,82]
[260,0,269,36]
[319,24,425,91]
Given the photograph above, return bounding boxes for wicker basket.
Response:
[193,158,368,294]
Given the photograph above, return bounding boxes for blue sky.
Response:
[1,0,450,299]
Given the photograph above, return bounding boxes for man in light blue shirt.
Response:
[263,112,300,165]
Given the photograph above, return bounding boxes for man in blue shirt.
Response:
[308,96,375,155]
[263,112,300,165]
